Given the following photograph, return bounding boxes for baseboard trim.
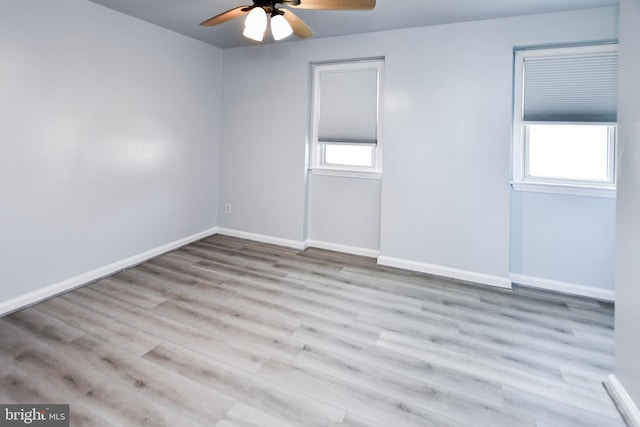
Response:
[305,240,380,258]
[604,374,640,426]
[377,256,512,289]
[509,273,615,302]
[216,228,306,250]
[0,227,219,317]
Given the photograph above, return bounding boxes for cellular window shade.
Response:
[522,51,618,122]
[318,68,378,144]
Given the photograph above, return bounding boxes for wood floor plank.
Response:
[290,327,506,407]
[284,272,425,311]
[65,287,269,373]
[559,362,615,391]
[420,292,577,335]
[117,264,220,299]
[151,300,303,361]
[0,321,147,426]
[167,288,301,337]
[144,341,346,427]
[294,344,505,407]
[0,235,623,427]
[214,402,297,427]
[190,240,283,265]
[88,276,168,309]
[332,412,387,427]
[377,330,618,416]
[392,281,481,303]
[219,278,360,322]
[79,375,205,427]
[179,279,384,346]
[512,285,606,310]
[295,247,377,268]
[458,320,613,372]
[258,356,493,427]
[503,385,625,427]
[477,290,614,328]
[148,256,234,284]
[184,246,286,278]
[0,372,116,427]
[357,303,461,336]
[0,319,108,394]
[71,334,235,425]
[0,371,60,404]
[288,349,523,427]
[5,305,85,343]
[35,297,162,356]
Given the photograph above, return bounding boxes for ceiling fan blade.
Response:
[290,0,375,10]
[282,9,314,38]
[199,6,250,27]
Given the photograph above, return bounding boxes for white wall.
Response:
[379,9,618,286]
[614,0,640,408]
[219,7,619,286]
[308,175,381,253]
[218,42,388,243]
[0,0,223,304]
[510,191,616,290]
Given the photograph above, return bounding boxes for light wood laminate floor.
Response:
[0,235,624,426]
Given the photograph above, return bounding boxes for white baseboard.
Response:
[509,273,615,302]
[217,229,379,257]
[377,256,512,289]
[305,240,380,258]
[605,374,640,426]
[216,227,306,250]
[0,227,218,317]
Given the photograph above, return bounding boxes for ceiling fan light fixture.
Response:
[243,25,265,41]
[201,0,376,42]
[243,7,267,41]
[271,14,293,41]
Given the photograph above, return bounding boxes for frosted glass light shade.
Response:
[243,7,267,41]
[271,14,293,41]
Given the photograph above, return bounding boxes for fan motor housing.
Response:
[252,0,301,6]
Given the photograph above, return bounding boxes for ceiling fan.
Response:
[200,0,376,42]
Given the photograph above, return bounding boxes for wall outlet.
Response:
[225,203,232,214]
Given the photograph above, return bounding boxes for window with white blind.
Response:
[310,59,383,178]
[512,44,618,197]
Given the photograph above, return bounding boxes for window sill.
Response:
[310,168,382,180]
[511,181,616,198]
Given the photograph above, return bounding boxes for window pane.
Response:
[323,144,374,167]
[527,124,610,182]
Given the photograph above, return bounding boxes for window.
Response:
[310,59,384,178]
[526,124,615,182]
[512,44,618,197]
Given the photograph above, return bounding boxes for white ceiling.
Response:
[85,0,619,49]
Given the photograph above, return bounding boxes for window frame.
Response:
[310,59,384,179]
[512,44,618,198]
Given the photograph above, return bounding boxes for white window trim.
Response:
[512,44,618,198]
[310,59,384,180]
